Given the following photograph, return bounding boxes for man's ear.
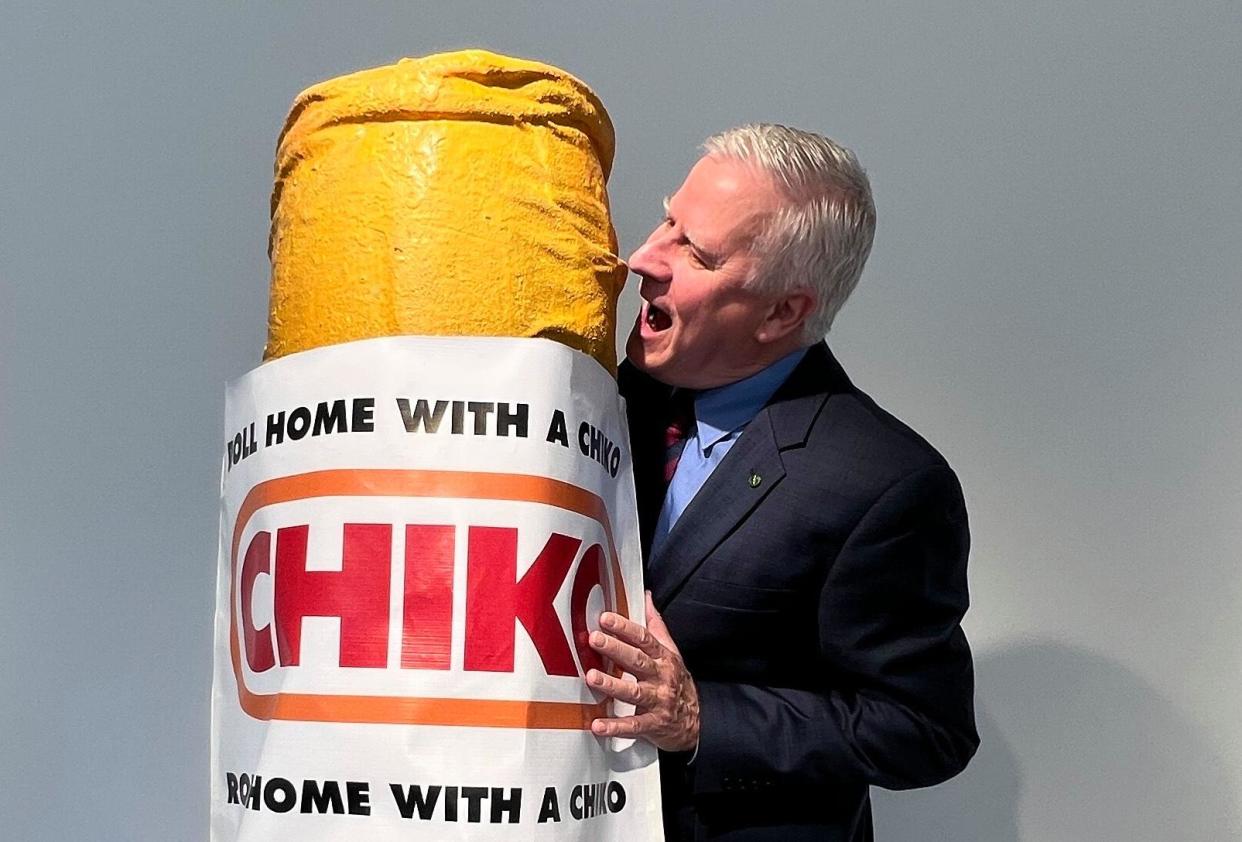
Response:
[756,290,816,345]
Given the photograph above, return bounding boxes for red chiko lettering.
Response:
[465,528,581,676]
[242,523,608,677]
[240,531,274,673]
[401,525,454,670]
[274,523,391,668]
[228,468,630,729]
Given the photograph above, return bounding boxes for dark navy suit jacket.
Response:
[619,343,978,841]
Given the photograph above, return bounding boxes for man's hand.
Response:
[587,592,700,752]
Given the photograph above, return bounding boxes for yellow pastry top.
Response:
[265,50,626,372]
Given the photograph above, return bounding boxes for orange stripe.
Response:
[243,692,611,730]
[228,468,629,728]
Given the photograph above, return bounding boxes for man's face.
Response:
[625,155,782,389]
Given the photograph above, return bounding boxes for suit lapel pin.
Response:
[748,471,762,488]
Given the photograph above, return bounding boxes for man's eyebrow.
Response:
[684,230,720,264]
[661,195,718,263]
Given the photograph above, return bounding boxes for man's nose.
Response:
[627,230,669,281]
[626,242,650,273]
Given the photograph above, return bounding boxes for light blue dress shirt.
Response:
[652,348,808,555]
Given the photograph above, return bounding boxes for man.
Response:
[586,124,978,840]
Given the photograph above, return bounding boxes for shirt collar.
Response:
[691,347,808,455]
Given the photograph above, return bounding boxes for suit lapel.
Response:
[647,412,787,608]
[645,343,848,609]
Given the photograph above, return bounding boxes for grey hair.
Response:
[702,124,877,343]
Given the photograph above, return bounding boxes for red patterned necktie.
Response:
[663,389,696,486]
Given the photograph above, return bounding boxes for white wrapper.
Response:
[211,336,663,840]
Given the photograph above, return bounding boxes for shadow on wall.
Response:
[872,642,1237,841]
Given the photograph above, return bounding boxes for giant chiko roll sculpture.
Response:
[211,51,661,841]
[265,49,626,368]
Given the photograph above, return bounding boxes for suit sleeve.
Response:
[689,463,978,793]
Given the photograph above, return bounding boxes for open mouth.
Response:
[644,302,673,332]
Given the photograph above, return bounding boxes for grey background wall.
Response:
[2,2,1238,839]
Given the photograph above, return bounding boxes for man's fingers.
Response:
[588,630,656,676]
[599,610,666,657]
[586,669,647,706]
[590,712,660,739]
